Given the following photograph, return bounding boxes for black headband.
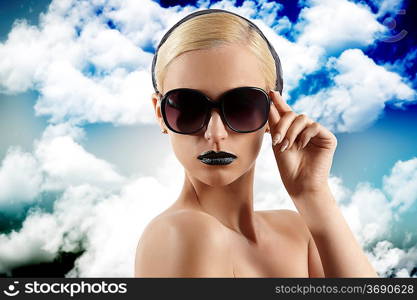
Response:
[151,8,284,95]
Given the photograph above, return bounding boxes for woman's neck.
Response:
[174,165,261,243]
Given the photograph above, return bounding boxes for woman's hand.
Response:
[266,91,379,277]
[267,90,338,198]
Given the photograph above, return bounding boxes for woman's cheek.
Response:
[171,137,205,173]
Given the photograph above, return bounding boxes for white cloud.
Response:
[0,184,115,274]
[293,49,415,133]
[295,0,386,54]
[386,48,417,83]
[0,0,155,125]
[340,182,393,246]
[0,20,45,93]
[383,157,417,213]
[327,175,352,205]
[40,122,86,142]
[367,240,417,277]
[0,122,126,212]
[35,132,126,192]
[0,163,176,276]
[372,0,404,17]
[254,135,296,211]
[0,211,60,273]
[271,16,292,34]
[270,34,325,98]
[333,156,417,249]
[34,61,155,125]
[0,147,43,211]
[67,176,175,277]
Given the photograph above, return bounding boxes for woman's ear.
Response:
[151,92,168,132]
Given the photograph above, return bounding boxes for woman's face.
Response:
[152,43,270,187]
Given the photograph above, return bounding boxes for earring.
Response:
[161,128,167,134]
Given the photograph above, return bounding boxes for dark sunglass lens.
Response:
[164,89,208,133]
[223,88,269,132]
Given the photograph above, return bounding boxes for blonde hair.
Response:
[154,12,277,94]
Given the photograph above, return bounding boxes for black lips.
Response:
[197,150,237,159]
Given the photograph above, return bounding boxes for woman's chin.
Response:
[193,171,242,187]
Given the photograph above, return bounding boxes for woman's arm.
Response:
[266,89,378,277]
[308,233,325,277]
[293,186,378,277]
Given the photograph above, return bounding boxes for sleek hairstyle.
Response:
[151,9,283,95]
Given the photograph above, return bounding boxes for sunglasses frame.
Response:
[158,86,271,135]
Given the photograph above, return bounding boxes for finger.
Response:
[271,111,298,148]
[269,90,292,115]
[268,102,282,142]
[298,122,321,149]
[284,114,313,150]
[299,122,338,150]
[267,100,280,130]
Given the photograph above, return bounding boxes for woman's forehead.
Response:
[162,45,266,95]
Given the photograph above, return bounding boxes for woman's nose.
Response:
[204,108,228,141]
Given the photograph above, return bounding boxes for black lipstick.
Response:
[197,150,237,165]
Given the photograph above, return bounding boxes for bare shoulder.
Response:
[134,209,233,277]
[257,209,311,242]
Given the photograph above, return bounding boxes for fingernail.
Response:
[272,133,281,146]
[280,139,289,152]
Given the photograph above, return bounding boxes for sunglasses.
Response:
[158,86,271,134]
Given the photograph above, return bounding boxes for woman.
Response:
[135,9,378,278]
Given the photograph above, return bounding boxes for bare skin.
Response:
[135,43,378,277]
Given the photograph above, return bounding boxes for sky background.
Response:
[0,0,416,277]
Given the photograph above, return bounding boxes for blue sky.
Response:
[0,0,416,277]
